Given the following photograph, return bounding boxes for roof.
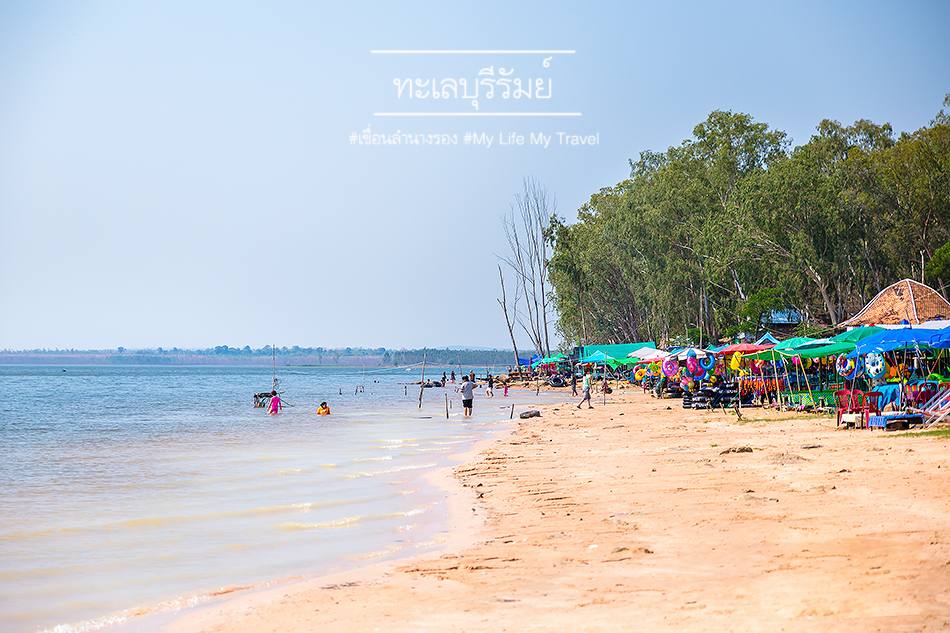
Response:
[839,279,950,327]
[762,309,802,325]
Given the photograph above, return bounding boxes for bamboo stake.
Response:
[418,350,427,409]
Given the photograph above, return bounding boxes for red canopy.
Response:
[718,343,775,355]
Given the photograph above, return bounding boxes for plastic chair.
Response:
[862,391,883,428]
[851,391,866,428]
[834,389,853,427]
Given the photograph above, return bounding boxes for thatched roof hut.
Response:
[839,279,950,327]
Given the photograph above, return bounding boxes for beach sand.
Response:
[169,390,950,632]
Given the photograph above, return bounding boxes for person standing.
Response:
[577,370,593,409]
[486,373,494,398]
[268,390,282,416]
[571,371,578,397]
[450,370,456,383]
[459,374,478,418]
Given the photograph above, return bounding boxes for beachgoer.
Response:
[571,372,578,397]
[459,375,478,418]
[316,401,330,416]
[577,370,593,409]
[486,373,494,398]
[450,370,456,383]
[503,381,509,397]
[268,390,282,415]
[441,372,447,387]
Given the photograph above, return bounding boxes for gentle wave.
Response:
[0,497,381,542]
[345,462,437,479]
[278,506,429,531]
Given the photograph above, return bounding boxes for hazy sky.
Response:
[1,0,948,350]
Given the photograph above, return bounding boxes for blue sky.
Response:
[1,0,948,350]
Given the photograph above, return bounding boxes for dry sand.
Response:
[169,390,950,632]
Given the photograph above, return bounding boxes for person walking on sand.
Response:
[268,390,282,416]
[571,371,578,397]
[503,380,509,397]
[486,373,494,398]
[459,374,478,418]
[577,370,593,409]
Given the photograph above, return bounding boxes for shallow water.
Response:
[0,365,549,631]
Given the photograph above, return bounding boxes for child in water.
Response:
[316,401,331,416]
[268,390,282,415]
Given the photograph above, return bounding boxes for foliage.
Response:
[925,241,950,285]
[548,100,950,346]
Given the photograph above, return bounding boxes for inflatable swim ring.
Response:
[662,356,679,378]
[864,352,885,379]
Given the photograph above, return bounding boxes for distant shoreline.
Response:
[0,349,519,367]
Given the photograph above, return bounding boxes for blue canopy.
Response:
[927,325,950,349]
[851,327,939,356]
[755,332,781,345]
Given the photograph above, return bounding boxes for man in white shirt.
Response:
[459,375,479,418]
[577,369,593,409]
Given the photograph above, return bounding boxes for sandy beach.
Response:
[169,389,950,632]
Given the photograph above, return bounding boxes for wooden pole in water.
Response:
[444,393,449,419]
[510,403,515,419]
[418,350,427,409]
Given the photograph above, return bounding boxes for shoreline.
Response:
[98,399,545,633]
[164,389,950,632]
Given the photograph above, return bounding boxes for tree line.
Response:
[540,96,950,348]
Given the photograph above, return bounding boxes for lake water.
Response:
[0,365,549,632]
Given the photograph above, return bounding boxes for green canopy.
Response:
[607,357,639,368]
[532,352,568,367]
[744,337,817,360]
[763,326,884,360]
[578,350,615,364]
[578,342,654,360]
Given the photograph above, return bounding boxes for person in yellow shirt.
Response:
[316,401,331,416]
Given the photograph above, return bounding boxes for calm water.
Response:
[0,365,548,632]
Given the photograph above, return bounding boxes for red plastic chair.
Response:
[834,389,853,427]
[862,391,883,428]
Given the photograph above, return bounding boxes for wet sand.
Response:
[169,390,950,632]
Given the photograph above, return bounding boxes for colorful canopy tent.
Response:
[744,337,817,360]
[851,326,942,357]
[755,332,781,345]
[718,342,774,356]
[664,347,713,361]
[578,350,615,364]
[928,326,950,349]
[785,326,883,359]
[517,357,532,367]
[839,279,950,327]
[627,347,667,362]
[531,353,568,367]
[577,342,655,360]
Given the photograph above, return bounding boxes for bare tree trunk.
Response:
[502,177,557,357]
[497,265,521,371]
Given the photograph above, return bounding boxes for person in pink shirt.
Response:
[267,390,282,415]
